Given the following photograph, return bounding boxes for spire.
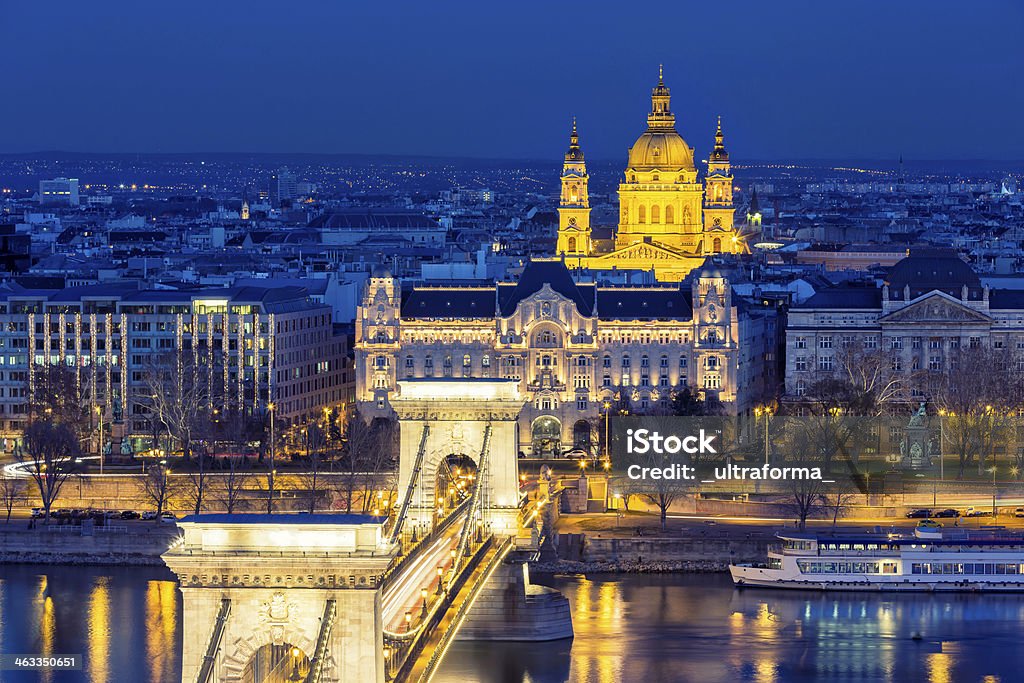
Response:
[565,116,583,162]
[648,65,674,129]
[748,186,760,214]
[710,115,728,161]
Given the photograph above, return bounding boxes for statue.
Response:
[900,404,932,470]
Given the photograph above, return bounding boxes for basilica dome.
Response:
[625,69,695,173]
[627,129,694,171]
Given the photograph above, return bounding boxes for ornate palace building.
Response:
[785,250,1024,400]
[556,68,749,282]
[356,259,779,456]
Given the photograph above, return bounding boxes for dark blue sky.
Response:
[3,1,1022,161]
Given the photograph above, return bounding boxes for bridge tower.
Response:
[163,514,396,683]
[391,379,524,539]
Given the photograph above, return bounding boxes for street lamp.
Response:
[95,405,104,474]
[603,400,612,459]
[268,402,276,514]
[420,587,428,619]
[436,566,444,595]
[990,465,998,517]
[404,611,412,633]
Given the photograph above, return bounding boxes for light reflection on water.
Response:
[435,573,1024,683]
[0,567,1022,682]
[0,565,181,683]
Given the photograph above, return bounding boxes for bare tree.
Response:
[823,479,859,530]
[213,456,253,513]
[934,348,1023,478]
[143,462,178,520]
[184,443,212,515]
[358,416,398,513]
[0,476,26,523]
[338,410,382,513]
[18,420,81,524]
[142,351,215,462]
[297,423,328,513]
[836,345,913,412]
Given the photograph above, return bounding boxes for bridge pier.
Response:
[458,560,574,642]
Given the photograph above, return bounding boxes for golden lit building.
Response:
[558,68,750,282]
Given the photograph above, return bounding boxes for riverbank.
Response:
[546,526,772,574]
[0,523,179,566]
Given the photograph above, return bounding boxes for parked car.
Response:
[159,513,177,524]
[934,509,960,518]
[906,509,932,518]
[120,510,141,520]
[965,507,992,517]
[141,511,158,521]
[30,508,44,518]
[1015,508,1024,518]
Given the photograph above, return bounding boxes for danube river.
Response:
[0,566,1022,682]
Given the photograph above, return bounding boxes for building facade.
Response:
[0,283,350,452]
[557,70,749,282]
[356,259,778,456]
[785,250,1024,399]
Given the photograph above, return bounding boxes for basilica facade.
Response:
[355,259,778,456]
[556,69,749,282]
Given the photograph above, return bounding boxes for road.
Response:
[381,515,467,633]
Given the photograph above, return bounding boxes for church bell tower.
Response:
[556,118,591,256]
[702,116,736,254]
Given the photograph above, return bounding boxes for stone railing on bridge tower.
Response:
[162,513,397,683]
[391,379,524,539]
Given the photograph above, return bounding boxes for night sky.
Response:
[3,1,1022,161]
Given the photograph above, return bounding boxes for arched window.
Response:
[715,185,723,201]
[567,236,577,252]
[713,237,722,252]
[570,184,579,202]
[463,354,472,367]
[638,205,646,224]
[651,205,660,223]
[665,205,674,223]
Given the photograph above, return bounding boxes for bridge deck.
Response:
[400,536,513,683]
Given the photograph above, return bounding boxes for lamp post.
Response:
[755,405,772,466]
[937,409,946,481]
[404,611,412,633]
[436,566,444,595]
[95,405,104,474]
[420,587,428,619]
[991,465,998,517]
[268,402,276,514]
[603,400,611,459]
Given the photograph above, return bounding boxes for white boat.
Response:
[730,526,1024,591]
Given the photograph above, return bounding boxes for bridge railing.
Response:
[409,535,515,683]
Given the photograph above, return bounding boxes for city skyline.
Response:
[3,1,1023,160]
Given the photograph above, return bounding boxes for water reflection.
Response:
[0,564,181,683]
[87,577,110,683]
[438,574,1024,683]
[146,580,178,682]
[0,566,1022,682]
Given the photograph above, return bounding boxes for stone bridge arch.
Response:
[391,379,524,536]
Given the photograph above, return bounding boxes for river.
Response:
[0,566,1022,682]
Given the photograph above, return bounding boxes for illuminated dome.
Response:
[626,68,695,172]
[628,130,694,171]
